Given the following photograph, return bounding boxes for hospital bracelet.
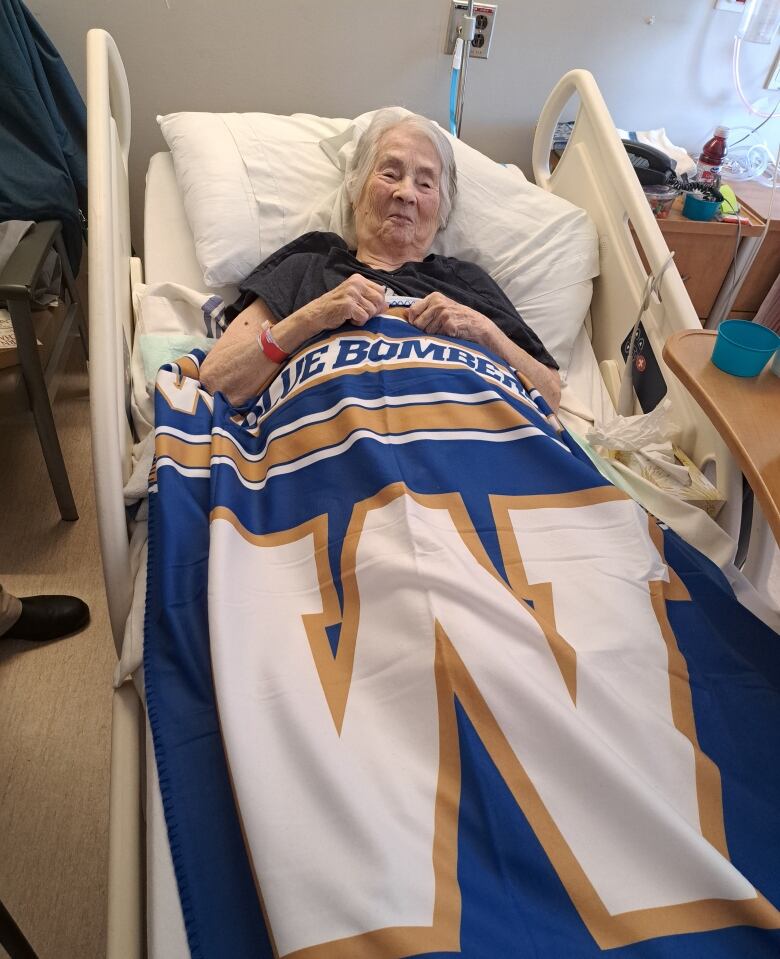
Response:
[257,324,290,364]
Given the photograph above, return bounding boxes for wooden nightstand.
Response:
[639,196,765,323]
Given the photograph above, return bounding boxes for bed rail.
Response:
[533,70,741,543]
[87,28,135,652]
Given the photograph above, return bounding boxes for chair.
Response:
[0,895,40,959]
[0,221,89,522]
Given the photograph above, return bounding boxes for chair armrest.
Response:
[0,221,61,300]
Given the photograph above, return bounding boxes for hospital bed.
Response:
[85,27,748,958]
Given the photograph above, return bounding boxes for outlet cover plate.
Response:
[444,2,497,60]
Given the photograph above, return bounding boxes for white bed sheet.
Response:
[559,324,617,437]
[138,151,616,959]
[143,153,205,959]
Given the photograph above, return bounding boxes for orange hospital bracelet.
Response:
[257,325,290,364]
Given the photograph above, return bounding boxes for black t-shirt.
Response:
[228,231,558,370]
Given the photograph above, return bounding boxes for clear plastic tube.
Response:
[722,142,772,179]
[449,67,459,136]
[450,38,463,137]
[732,36,780,118]
[767,142,779,215]
[454,8,476,138]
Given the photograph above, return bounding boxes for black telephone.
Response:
[622,140,676,186]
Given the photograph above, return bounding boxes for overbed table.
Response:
[663,329,780,575]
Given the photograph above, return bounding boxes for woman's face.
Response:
[354,126,442,261]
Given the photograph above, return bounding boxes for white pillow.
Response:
[158,108,599,371]
[157,111,351,287]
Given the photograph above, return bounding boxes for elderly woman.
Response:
[200,110,561,411]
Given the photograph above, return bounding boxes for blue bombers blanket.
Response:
[145,316,780,959]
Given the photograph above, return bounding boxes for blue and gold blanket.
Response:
[145,316,780,959]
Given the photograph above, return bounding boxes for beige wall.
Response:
[28,0,780,247]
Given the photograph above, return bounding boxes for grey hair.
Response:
[345,109,457,232]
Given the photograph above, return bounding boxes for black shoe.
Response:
[1,595,90,642]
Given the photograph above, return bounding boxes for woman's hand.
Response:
[307,274,387,331]
[407,293,491,342]
[407,292,561,413]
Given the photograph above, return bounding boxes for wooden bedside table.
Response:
[662,329,780,551]
[637,196,765,323]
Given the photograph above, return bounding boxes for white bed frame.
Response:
[86,27,740,958]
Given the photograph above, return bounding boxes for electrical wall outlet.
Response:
[444,2,497,60]
[765,46,780,90]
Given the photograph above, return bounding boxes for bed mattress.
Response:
[139,151,616,959]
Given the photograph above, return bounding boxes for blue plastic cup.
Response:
[682,192,720,222]
[711,320,780,377]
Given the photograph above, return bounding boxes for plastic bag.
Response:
[586,400,723,514]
